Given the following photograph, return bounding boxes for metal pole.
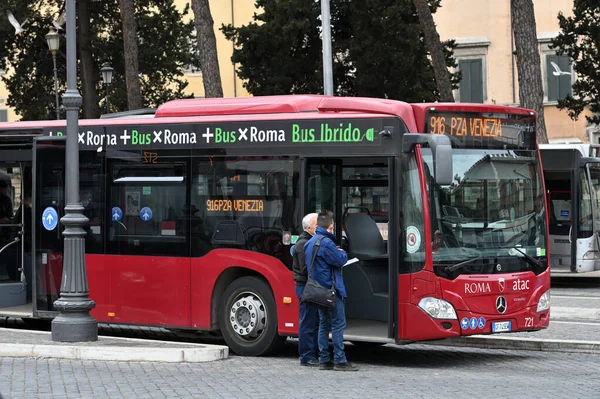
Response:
[52,53,60,120]
[321,0,333,96]
[106,83,110,115]
[52,0,98,342]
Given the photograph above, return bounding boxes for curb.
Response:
[423,335,600,354]
[0,328,229,363]
[0,343,229,362]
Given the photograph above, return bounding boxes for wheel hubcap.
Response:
[229,291,267,340]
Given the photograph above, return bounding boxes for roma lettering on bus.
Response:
[250,126,285,142]
[464,282,491,294]
[86,131,117,146]
[164,129,198,145]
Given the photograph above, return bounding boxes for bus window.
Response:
[579,170,593,238]
[190,157,300,267]
[548,191,571,236]
[342,163,389,240]
[401,153,425,273]
[307,163,337,213]
[589,166,600,233]
[107,160,189,257]
[80,152,105,254]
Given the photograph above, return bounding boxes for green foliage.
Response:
[222,0,459,101]
[552,1,600,124]
[0,0,198,120]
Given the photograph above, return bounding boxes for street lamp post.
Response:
[321,0,333,96]
[100,63,114,115]
[51,0,98,342]
[45,29,61,120]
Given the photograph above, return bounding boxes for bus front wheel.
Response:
[218,276,285,356]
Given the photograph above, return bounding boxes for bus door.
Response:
[585,163,600,271]
[32,137,66,316]
[0,149,33,316]
[547,190,572,271]
[304,158,396,344]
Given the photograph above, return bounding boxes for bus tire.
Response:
[218,276,285,356]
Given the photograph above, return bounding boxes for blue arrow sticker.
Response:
[469,317,477,330]
[112,207,123,221]
[140,207,153,222]
[460,317,469,330]
[478,317,486,329]
[42,207,58,231]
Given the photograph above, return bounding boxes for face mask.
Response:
[82,199,89,207]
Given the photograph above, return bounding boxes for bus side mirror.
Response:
[402,134,453,185]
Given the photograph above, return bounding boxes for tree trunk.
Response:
[77,0,100,119]
[119,0,143,110]
[511,0,548,143]
[413,0,454,102]
[191,0,224,98]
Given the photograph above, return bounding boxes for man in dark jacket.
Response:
[292,212,319,366]
[304,210,358,371]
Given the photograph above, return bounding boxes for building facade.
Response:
[434,0,589,143]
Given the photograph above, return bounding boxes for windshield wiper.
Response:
[444,256,483,273]
[508,246,544,270]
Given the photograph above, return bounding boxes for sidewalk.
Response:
[0,327,229,363]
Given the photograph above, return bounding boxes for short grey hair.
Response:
[302,213,318,230]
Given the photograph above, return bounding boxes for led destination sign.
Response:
[428,114,503,137]
[206,199,265,213]
[424,110,536,149]
[42,118,390,150]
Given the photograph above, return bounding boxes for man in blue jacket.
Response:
[304,210,359,371]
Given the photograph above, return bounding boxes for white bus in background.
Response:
[540,144,600,273]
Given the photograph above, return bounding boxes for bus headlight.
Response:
[418,297,457,320]
[536,291,550,313]
[583,251,599,260]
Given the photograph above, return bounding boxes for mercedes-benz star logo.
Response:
[496,296,507,314]
[498,278,505,292]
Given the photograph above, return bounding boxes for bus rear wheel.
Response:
[218,276,285,356]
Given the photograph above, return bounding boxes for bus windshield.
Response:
[422,148,547,278]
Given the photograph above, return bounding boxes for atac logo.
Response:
[498,278,505,293]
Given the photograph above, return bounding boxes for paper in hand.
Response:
[344,258,359,267]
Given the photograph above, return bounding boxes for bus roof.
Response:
[410,103,536,132]
[540,143,600,157]
[154,95,419,132]
[0,95,419,133]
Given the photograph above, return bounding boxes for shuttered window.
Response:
[458,59,484,103]
[546,55,572,102]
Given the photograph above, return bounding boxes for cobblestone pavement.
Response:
[1,341,598,399]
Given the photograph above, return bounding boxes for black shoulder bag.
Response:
[301,236,336,309]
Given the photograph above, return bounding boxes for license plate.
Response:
[492,321,512,333]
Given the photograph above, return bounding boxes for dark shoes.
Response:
[334,362,359,371]
[300,359,320,367]
[319,361,359,371]
[319,361,334,370]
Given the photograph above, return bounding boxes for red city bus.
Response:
[0,95,550,355]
